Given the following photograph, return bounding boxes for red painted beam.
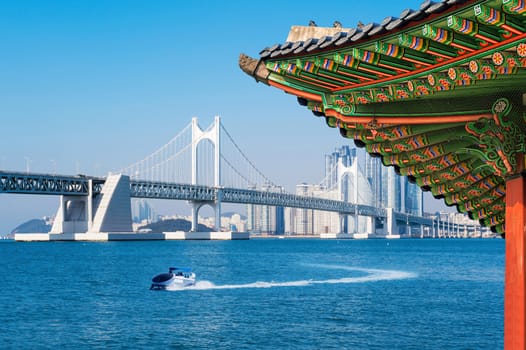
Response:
[268,80,323,102]
[505,164,526,349]
[324,108,492,125]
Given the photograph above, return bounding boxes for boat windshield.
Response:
[169,267,192,275]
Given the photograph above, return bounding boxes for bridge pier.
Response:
[215,189,222,232]
[50,195,89,234]
[50,174,132,234]
[190,202,201,232]
[337,214,344,234]
[366,216,374,235]
[189,198,222,232]
[385,208,399,238]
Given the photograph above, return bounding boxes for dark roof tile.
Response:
[280,47,294,55]
[325,31,347,46]
[347,27,358,37]
[369,24,386,36]
[334,28,358,46]
[386,18,405,30]
[259,47,271,55]
[270,49,284,58]
[334,35,351,46]
[290,41,304,51]
[333,31,348,40]
[399,9,415,19]
[303,38,318,47]
[306,42,322,52]
[303,38,320,52]
[260,50,271,59]
[351,30,367,41]
[267,44,281,52]
[320,34,343,49]
[406,9,425,21]
[426,2,448,13]
[269,42,292,57]
[381,16,397,26]
[361,22,376,33]
[261,1,472,59]
[419,0,434,11]
[293,43,308,54]
[317,35,332,46]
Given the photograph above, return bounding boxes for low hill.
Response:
[11,219,51,234]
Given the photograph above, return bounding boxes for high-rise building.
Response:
[292,183,314,235]
[325,145,423,215]
[132,199,156,223]
[248,145,424,235]
[247,184,285,234]
[286,183,340,235]
[320,145,424,234]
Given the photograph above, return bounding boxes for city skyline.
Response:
[0,0,453,233]
[247,145,430,236]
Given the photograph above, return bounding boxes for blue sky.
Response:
[0,0,452,232]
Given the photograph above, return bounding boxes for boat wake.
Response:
[165,264,416,291]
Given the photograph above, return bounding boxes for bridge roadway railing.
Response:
[0,171,104,196]
[130,181,216,201]
[394,212,433,226]
[0,172,434,223]
[219,187,385,217]
[129,180,385,217]
[0,172,383,217]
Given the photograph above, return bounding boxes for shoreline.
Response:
[250,234,319,239]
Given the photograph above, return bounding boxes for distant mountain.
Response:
[11,219,51,234]
[139,219,212,232]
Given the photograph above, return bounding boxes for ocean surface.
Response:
[0,238,503,349]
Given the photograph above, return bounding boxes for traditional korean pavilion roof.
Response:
[239,0,526,235]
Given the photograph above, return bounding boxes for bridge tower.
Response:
[335,157,375,236]
[190,116,222,231]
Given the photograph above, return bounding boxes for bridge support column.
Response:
[50,195,89,233]
[505,171,526,350]
[338,214,345,234]
[89,174,132,233]
[50,174,132,234]
[87,179,94,231]
[190,202,202,232]
[366,216,374,235]
[385,208,398,237]
[215,189,222,232]
[190,200,222,232]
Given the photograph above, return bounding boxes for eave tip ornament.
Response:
[238,54,270,84]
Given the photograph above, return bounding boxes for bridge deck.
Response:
[1,171,479,230]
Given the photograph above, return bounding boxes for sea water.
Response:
[0,238,503,349]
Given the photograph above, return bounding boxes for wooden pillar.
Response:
[505,171,526,349]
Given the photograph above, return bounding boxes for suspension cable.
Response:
[220,123,277,187]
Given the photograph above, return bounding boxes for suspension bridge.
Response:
[0,117,483,241]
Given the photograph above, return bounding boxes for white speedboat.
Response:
[150,267,196,290]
